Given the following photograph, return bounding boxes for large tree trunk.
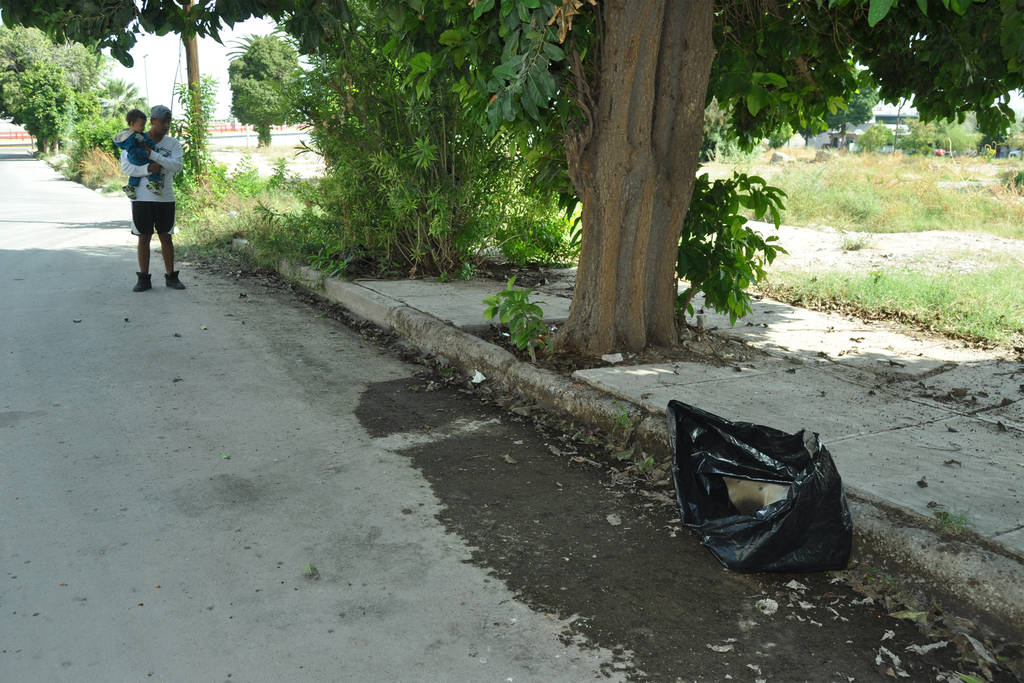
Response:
[555,1,714,355]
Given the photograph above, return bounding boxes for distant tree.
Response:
[228,34,299,147]
[898,119,982,154]
[768,123,795,150]
[826,81,880,143]
[1009,121,1024,150]
[97,77,147,119]
[856,123,895,152]
[0,25,103,152]
[700,99,732,161]
[6,63,74,153]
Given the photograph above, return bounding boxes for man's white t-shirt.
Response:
[120,134,184,203]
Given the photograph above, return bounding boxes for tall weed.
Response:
[770,154,1024,238]
[76,147,122,189]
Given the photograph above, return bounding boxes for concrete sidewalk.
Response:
[266,260,1023,629]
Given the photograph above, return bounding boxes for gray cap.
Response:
[150,105,172,121]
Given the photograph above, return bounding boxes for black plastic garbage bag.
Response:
[668,400,852,572]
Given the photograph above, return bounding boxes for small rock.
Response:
[755,598,779,616]
[471,370,486,384]
[916,477,928,488]
[601,353,623,364]
[606,513,622,527]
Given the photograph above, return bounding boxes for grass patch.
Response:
[765,266,1024,347]
[768,154,1024,239]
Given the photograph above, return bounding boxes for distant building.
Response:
[808,101,920,149]
[871,101,918,132]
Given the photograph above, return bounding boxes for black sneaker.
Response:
[165,271,186,290]
[133,272,151,292]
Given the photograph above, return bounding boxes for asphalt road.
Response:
[0,152,616,681]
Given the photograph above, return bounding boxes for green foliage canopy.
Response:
[825,81,880,133]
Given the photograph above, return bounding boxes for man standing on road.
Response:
[120,104,186,292]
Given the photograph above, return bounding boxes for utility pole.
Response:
[181,0,204,178]
[183,0,201,108]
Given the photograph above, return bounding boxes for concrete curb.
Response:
[236,242,1023,633]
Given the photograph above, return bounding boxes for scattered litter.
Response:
[851,597,875,606]
[943,459,963,467]
[706,643,734,653]
[471,371,486,384]
[963,634,996,665]
[881,630,895,641]
[905,641,949,655]
[916,477,928,488]
[755,598,779,616]
[606,513,622,526]
[785,580,809,592]
[889,610,928,623]
[502,454,517,465]
[798,601,815,611]
[601,353,623,364]
[876,647,910,677]
[72,319,82,323]
[746,664,762,675]
[219,452,230,460]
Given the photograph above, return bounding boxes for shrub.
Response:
[290,5,574,276]
[68,115,122,176]
[856,123,894,152]
[1001,168,1024,191]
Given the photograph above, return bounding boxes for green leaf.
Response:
[957,675,985,683]
[473,0,495,19]
[438,29,462,46]
[541,42,565,61]
[746,87,769,116]
[868,0,895,26]
[915,0,929,14]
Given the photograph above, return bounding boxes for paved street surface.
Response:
[0,153,614,680]
[2,152,1016,681]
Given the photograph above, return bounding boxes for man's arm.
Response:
[149,138,184,176]
[120,149,151,178]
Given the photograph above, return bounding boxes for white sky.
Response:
[104,17,278,121]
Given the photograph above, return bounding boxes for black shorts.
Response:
[131,201,176,236]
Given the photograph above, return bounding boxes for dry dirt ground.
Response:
[762,222,1024,276]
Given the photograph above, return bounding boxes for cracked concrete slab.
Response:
[689,293,996,377]
[830,416,1023,551]
[573,361,956,442]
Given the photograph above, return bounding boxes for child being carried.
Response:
[113,108,163,199]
